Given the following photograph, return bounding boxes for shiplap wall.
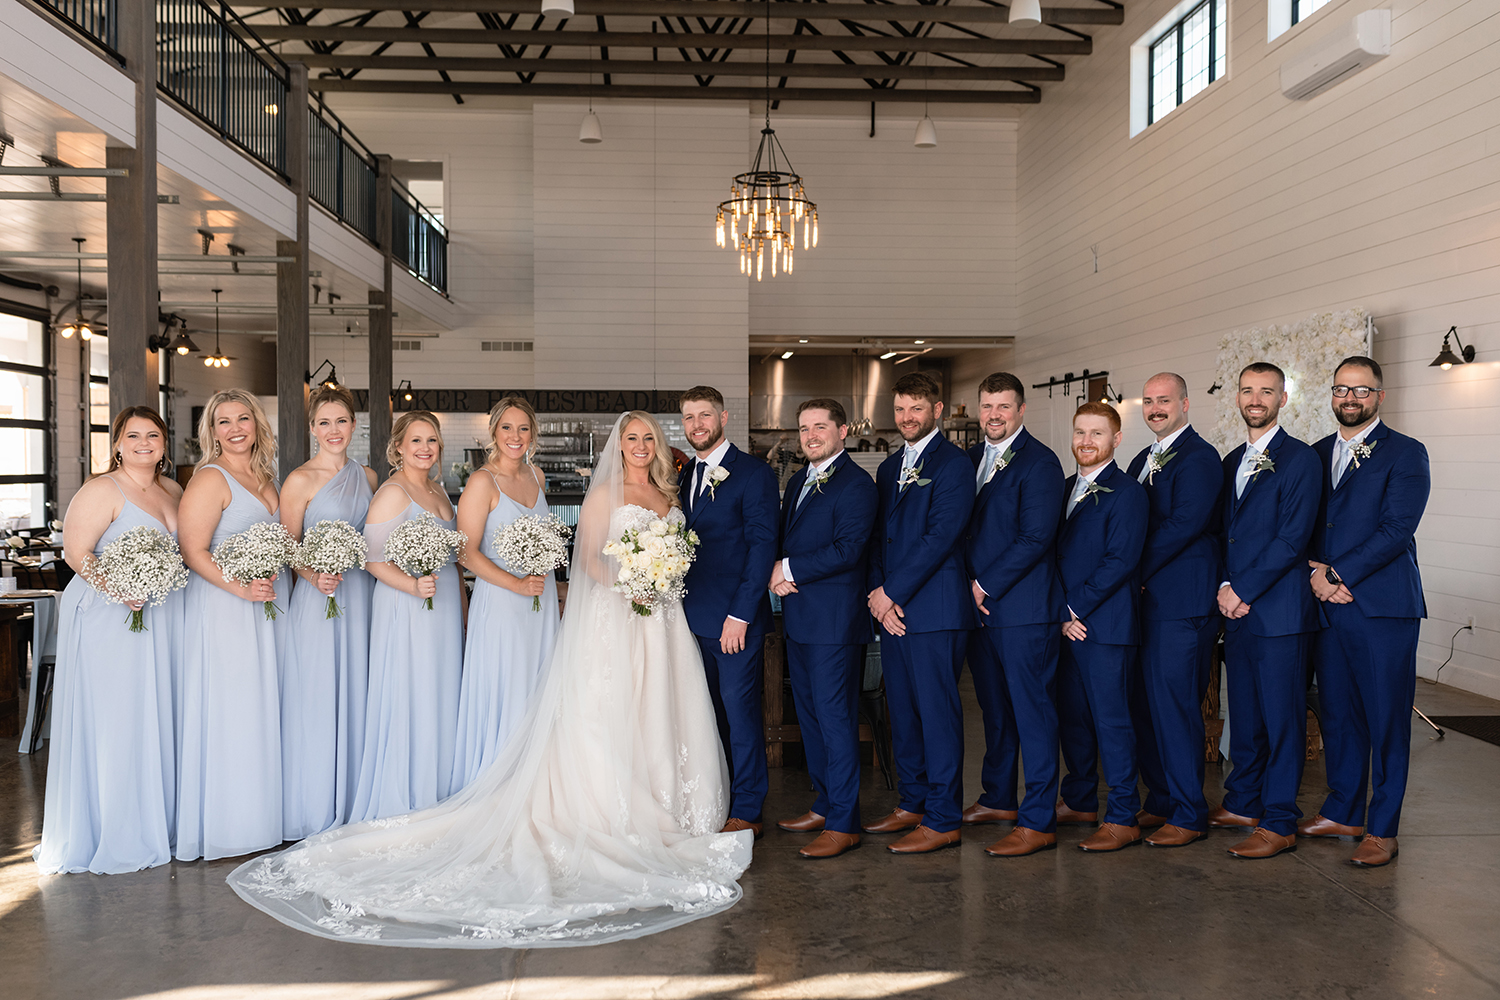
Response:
[1010,0,1500,698]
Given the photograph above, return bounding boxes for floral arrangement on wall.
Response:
[1210,309,1374,454]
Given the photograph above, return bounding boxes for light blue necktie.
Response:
[1138,442,1160,484]
[1235,449,1258,499]
[796,465,819,509]
[1334,438,1353,486]
[900,445,918,489]
[1066,475,1090,518]
[976,443,999,494]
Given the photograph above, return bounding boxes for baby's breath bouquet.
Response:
[213,520,298,620]
[294,519,368,619]
[383,511,466,610]
[90,525,189,632]
[492,513,571,611]
[602,516,698,616]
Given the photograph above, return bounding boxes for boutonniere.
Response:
[1250,450,1276,482]
[991,446,1017,477]
[898,462,931,490]
[1081,480,1114,505]
[1145,446,1177,485]
[705,464,730,500]
[809,464,837,495]
[1350,439,1376,468]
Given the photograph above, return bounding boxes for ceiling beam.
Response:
[240,1,1124,25]
[250,25,1093,53]
[298,53,1066,80]
[307,78,1042,101]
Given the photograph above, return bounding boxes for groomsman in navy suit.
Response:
[1215,362,1322,859]
[770,398,878,859]
[679,385,781,837]
[865,371,977,854]
[1124,373,1224,848]
[1054,402,1149,852]
[1302,356,1430,868]
[960,372,1069,859]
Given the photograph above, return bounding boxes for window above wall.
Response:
[1130,0,1228,137]
[1269,0,1336,41]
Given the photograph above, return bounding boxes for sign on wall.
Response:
[351,388,686,414]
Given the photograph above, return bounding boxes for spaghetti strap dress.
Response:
[452,468,560,790]
[176,464,283,861]
[34,484,183,874]
[280,461,375,837]
[349,494,464,822]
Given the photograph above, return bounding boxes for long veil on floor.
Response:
[227,414,754,948]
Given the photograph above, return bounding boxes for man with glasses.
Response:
[1302,356,1430,867]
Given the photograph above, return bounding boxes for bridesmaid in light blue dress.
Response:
[350,410,465,822]
[35,407,184,875]
[176,390,285,861]
[453,396,560,790]
[278,385,378,838]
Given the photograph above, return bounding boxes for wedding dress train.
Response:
[227,418,754,947]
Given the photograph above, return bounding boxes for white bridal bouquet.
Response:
[213,521,298,620]
[492,513,572,611]
[603,516,699,617]
[295,519,369,620]
[90,525,189,633]
[384,511,466,610]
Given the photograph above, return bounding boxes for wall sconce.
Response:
[1098,382,1124,404]
[1430,326,1475,370]
[1206,380,1224,395]
[396,379,415,403]
[307,359,341,390]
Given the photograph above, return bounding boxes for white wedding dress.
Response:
[227,418,754,947]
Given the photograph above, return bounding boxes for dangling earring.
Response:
[114,451,122,465]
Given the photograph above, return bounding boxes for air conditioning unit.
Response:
[1281,9,1391,101]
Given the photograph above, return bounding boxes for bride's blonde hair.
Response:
[621,410,679,509]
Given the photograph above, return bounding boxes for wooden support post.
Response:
[276,63,311,479]
[368,154,395,478]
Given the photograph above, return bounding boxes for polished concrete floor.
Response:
[4,678,1499,1000]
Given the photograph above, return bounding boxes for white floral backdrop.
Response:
[1210,309,1374,454]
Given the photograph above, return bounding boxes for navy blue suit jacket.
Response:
[868,432,978,633]
[1221,429,1322,637]
[963,428,1066,627]
[1125,425,1224,621]
[1311,422,1429,620]
[1057,462,1148,645]
[680,443,780,638]
[778,450,878,646]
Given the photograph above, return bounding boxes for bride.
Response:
[228,412,755,947]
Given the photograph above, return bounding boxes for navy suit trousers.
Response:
[1058,639,1141,826]
[1314,609,1419,838]
[881,629,967,832]
[786,638,864,834]
[697,636,769,822]
[979,623,1061,832]
[966,629,1019,812]
[1133,616,1217,830]
[1222,628,1309,836]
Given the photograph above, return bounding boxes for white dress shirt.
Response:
[977,426,1024,491]
[781,449,844,584]
[1066,459,1114,519]
[1333,418,1381,485]
[1234,425,1281,500]
[1138,423,1191,483]
[901,424,942,480]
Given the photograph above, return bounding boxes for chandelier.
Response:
[714,0,818,280]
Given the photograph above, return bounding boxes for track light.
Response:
[880,349,898,360]
[1009,0,1042,26]
[781,350,794,359]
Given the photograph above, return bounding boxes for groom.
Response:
[679,386,780,837]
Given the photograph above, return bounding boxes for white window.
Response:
[1130,0,1228,136]
[1269,0,1333,41]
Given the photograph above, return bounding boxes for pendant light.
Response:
[202,289,234,368]
[541,0,573,15]
[914,52,937,148]
[59,237,93,340]
[1009,0,1042,26]
[579,48,603,143]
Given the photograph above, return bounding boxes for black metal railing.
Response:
[393,183,449,296]
[308,104,377,242]
[156,0,287,176]
[33,0,120,57]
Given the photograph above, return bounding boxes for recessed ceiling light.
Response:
[913,339,925,344]
[781,350,794,359]
[880,350,898,360]
[798,339,808,343]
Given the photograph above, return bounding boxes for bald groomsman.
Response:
[1302,356,1430,867]
[960,373,1068,858]
[1125,373,1223,848]
[1215,362,1321,859]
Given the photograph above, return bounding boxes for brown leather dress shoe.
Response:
[1349,835,1398,867]
[1136,809,1171,828]
[962,803,1020,825]
[1145,824,1208,848]
[1227,827,1297,859]
[799,830,861,859]
[887,825,962,854]
[721,818,764,839]
[862,808,924,834]
[1078,823,1142,852]
[984,827,1057,857]
[1298,814,1364,839]
[1055,801,1099,825]
[1208,805,1262,829]
[777,811,826,833]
